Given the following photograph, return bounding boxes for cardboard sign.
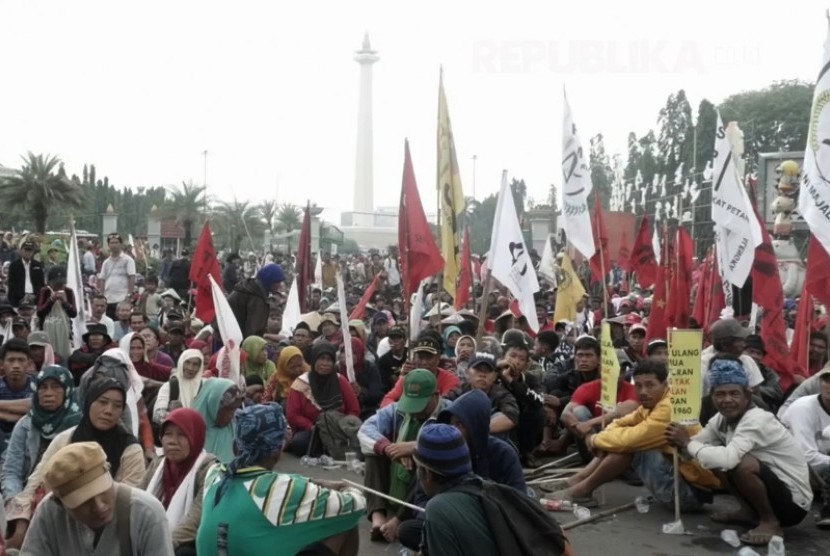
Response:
[668,329,703,425]
[600,322,621,413]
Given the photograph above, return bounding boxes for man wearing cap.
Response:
[315,312,343,347]
[742,335,784,412]
[367,312,389,357]
[7,241,45,309]
[446,352,519,435]
[0,339,36,451]
[227,262,285,338]
[99,233,136,319]
[666,358,812,545]
[618,323,647,370]
[87,293,116,339]
[10,316,30,342]
[20,441,173,556]
[380,332,459,408]
[68,323,115,384]
[28,331,58,372]
[702,318,764,393]
[377,325,407,393]
[646,338,668,364]
[358,369,450,543]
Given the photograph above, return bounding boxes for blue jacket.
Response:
[357,398,451,456]
[1,415,43,499]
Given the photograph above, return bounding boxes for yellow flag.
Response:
[600,322,621,412]
[668,329,703,425]
[553,253,586,323]
[437,69,465,298]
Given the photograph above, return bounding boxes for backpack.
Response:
[451,480,570,556]
[314,410,361,460]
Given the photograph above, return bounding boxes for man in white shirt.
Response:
[780,368,830,475]
[81,242,97,275]
[98,233,136,319]
[383,249,401,297]
[666,359,812,546]
[85,294,115,338]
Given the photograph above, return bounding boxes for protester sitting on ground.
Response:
[339,336,383,419]
[453,334,477,381]
[742,335,784,412]
[191,378,243,464]
[806,331,829,378]
[701,318,764,392]
[153,349,205,424]
[666,358,813,546]
[779,368,830,477]
[285,343,361,455]
[0,340,37,451]
[376,325,407,393]
[316,312,344,347]
[646,338,669,364]
[197,403,364,556]
[549,360,719,510]
[381,331,459,407]
[142,408,216,555]
[161,320,188,366]
[19,442,173,556]
[357,369,449,543]
[112,300,133,342]
[534,330,560,380]
[67,323,116,384]
[445,352,519,435]
[27,332,58,373]
[36,266,76,362]
[243,375,264,406]
[6,377,146,549]
[263,345,308,404]
[125,332,173,391]
[1,365,80,500]
[139,325,176,368]
[86,293,116,337]
[240,335,276,381]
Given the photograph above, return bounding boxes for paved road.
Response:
[279,454,826,555]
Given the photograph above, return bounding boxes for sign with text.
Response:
[600,322,621,412]
[668,329,703,425]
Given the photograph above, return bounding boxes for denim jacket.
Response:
[1,415,43,500]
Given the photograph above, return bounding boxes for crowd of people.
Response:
[0,227,828,554]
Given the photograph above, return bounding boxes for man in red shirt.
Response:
[560,377,639,439]
[381,331,459,407]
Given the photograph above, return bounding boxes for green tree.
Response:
[589,133,613,208]
[213,199,264,252]
[623,132,641,181]
[259,200,278,235]
[693,99,718,174]
[274,203,302,233]
[719,80,813,173]
[638,130,660,185]
[510,178,527,216]
[160,181,206,248]
[467,193,497,255]
[0,153,86,233]
[657,90,695,179]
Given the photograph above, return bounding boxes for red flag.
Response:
[189,222,222,323]
[630,215,658,288]
[618,229,631,272]
[646,227,669,342]
[691,250,712,327]
[589,194,610,284]
[806,234,830,310]
[749,205,796,391]
[792,282,813,375]
[455,226,472,310]
[296,203,313,312]
[666,227,693,329]
[399,140,443,309]
[349,273,381,321]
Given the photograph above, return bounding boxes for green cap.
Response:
[397,369,437,414]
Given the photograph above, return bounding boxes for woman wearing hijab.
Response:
[1,365,81,500]
[339,337,382,419]
[285,343,360,455]
[454,334,477,381]
[263,346,308,405]
[143,408,215,556]
[153,349,206,424]
[4,377,145,549]
[123,331,172,385]
[442,325,462,358]
[192,378,243,464]
[241,336,277,381]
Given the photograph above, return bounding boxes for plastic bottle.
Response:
[300,456,318,467]
[572,505,591,520]
[319,455,335,466]
[719,529,740,548]
[634,496,650,514]
[540,498,574,512]
[737,547,761,556]
[767,535,785,556]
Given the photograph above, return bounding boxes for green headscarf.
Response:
[29,365,82,439]
[192,378,239,464]
[241,336,277,381]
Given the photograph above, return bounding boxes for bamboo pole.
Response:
[342,479,425,513]
[561,500,637,531]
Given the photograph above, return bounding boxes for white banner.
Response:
[561,89,595,259]
[538,234,558,287]
[799,19,830,255]
[280,277,301,336]
[712,111,762,287]
[66,222,88,351]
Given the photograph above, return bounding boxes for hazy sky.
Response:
[1,1,826,224]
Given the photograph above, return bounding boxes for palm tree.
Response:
[213,199,264,252]
[274,203,302,233]
[160,181,206,248]
[259,199,277,235]
[0,152,86,233]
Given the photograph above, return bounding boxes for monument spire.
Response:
[353,31,379,227]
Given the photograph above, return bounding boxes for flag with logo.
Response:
[189,222,223,323]
[437,69,465,299]
[538,234,558,288]
[561,89,595,259]
[489,170,540,331]
[553,252,585,324]
[712,111,763,288]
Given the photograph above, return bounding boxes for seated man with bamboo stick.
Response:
[548,360,719,510]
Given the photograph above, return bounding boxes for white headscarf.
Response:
[174,348,205,408]
[102,344,144,437]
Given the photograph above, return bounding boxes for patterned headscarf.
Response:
[29,365,82,439]
[214,403,287,503]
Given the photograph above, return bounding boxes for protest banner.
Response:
[600,322,621,413]
[667,329,704,425]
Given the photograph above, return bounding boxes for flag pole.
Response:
[594,197,610,320]
[475,269,492,344]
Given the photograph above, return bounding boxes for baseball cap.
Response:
[21,241,35,250]
[397,369,437,414]
[628,323,647,336]
[709,318,750,342]
[28,331,50,347]
[388,325,407,339]
[646,338,667,355]
[468,352,497,372]
[412,334,441,355]
[12,317,30,329]
[167,320,185,333]
[44,442,113,509]
[372,312,389,325]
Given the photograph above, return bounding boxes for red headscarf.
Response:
[339,337,365,378]
[160,408,206,508]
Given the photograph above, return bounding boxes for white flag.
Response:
[538,235,558,287]
[409,280,426,343]
[336,273,355,383]
[652,225,661,265]
[313,251,323,287]
[280,277,301,336]
[561,89,595,259]
[712,111,763,287]
[66,222,87,351]
[209,275,243,388]
[800,19,830,254]
[489,170,540,332]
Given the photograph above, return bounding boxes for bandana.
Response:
[709,359,749,388]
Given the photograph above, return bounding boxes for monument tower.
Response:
[353,32,379,227]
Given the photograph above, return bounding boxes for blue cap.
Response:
[414,423,472,478]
